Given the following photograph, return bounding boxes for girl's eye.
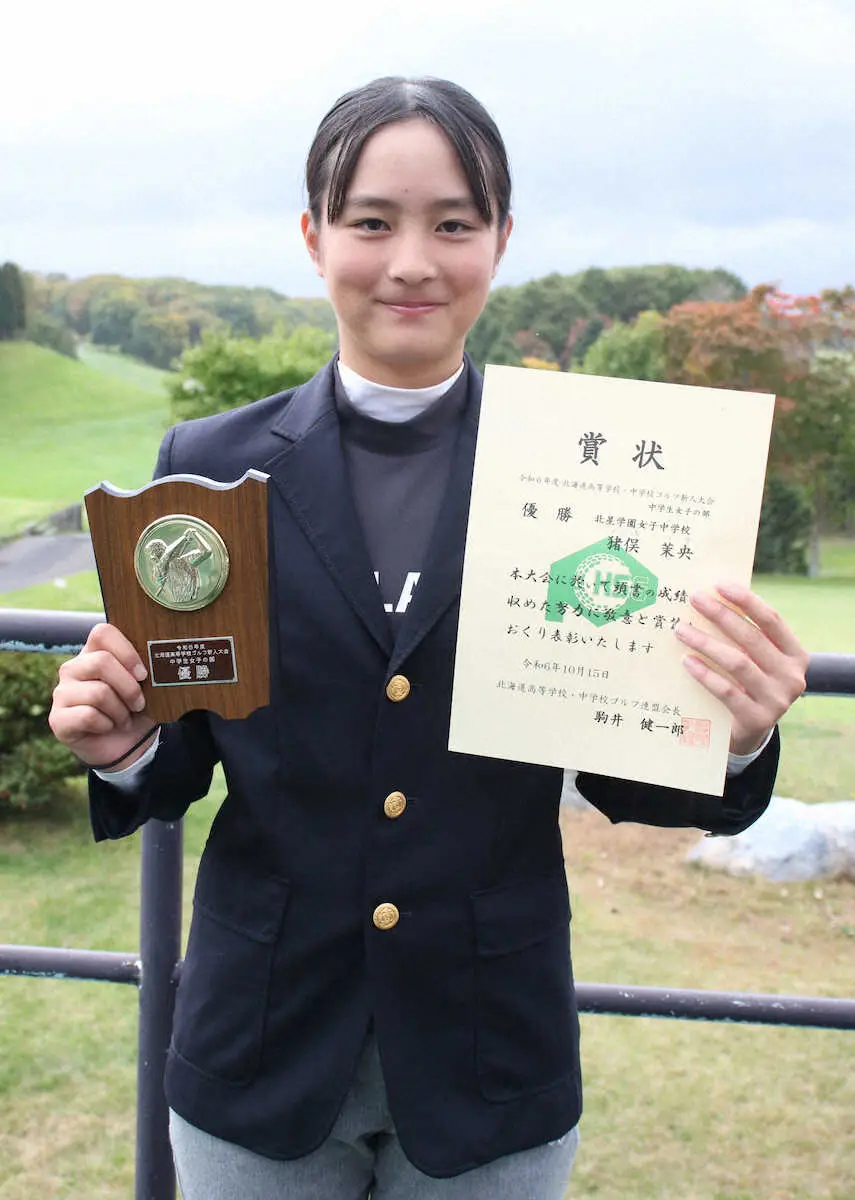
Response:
[438,220,470,234]
[355,218,388,232]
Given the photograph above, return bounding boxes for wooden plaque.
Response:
[85,470,270,722]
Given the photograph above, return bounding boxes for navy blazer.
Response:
[89,358,779,1177]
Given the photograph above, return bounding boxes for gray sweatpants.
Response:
[170,1036,579,1199]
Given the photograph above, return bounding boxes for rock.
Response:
[687,796,855,883]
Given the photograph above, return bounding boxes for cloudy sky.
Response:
[3,0,853,299]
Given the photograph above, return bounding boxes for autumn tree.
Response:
[656,285,855,573]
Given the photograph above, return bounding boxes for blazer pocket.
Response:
[472,871,576,1102]
[172,857,290,1085]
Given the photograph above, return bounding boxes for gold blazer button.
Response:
[385,675,411,702]
[384,791,407,819]
[373,902,400,931]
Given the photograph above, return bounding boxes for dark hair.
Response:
[305,76,512,228]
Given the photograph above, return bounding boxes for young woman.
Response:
[49,77,808,1198]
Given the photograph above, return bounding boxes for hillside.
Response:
[0,342,168,536]
[77,341,170,394]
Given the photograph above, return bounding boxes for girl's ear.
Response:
[492,214,513,278]
[301,210,324,278]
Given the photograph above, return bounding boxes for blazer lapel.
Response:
[265,362,393,657]
[388,366,482,673]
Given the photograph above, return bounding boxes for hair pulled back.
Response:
[305,76,512,229]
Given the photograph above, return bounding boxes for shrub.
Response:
[754,474,813,575]
[0,654,83,811]
[169,325,336,422]
[26,314,78,359]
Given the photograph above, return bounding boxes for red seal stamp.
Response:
[679,717,711,749]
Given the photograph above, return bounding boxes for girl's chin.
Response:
[372,331,459,359]
[354,342,464,386]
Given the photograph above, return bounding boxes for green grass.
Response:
[76,342,171,396]
[3,777,855,1197]
[0,343,167,537]
[752,569,855,802]
[0,497,59,539]
[0,570,103,614]
[563,809,855,1199]
[815,535,855,579]
[0,785,220,1199]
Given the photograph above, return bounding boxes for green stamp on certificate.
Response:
[546,537,658,628]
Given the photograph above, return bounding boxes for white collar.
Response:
[336,360,465,423]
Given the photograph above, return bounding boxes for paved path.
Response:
[0,533,96,596]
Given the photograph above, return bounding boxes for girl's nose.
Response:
[387,235,439,285]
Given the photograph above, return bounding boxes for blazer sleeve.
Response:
[88,422,221,842]
[575,726,779,836]
[89,711,219,840]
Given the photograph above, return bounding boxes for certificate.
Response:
[448,366,775,795]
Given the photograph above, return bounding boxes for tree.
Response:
[26,313,77,358]
[655,285,855,574]
[90,291,142,346]
[512,274,592,363]
[123,310,191,369]
[169,325,336,422]
[658,287,794,392]
[576,264,746,324]
[466,288,522,370]
[467,264,746,374]
[771,347,855,574]
[0,262,26,339]
[562,313,610,366]
[576,311,665,381]
[754,475,813,575]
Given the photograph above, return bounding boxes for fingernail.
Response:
[133,664,147,681]
[133,694,146,712]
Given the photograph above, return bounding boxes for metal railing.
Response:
[2,608,854,1200]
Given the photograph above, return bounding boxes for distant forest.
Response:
[16,272,336,368]
[14,263,746,372]
[3,259,854,573]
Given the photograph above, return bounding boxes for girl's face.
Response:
[302,118,512,388]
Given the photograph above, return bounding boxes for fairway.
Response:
[77,341,171,395]
[0,343,168,537]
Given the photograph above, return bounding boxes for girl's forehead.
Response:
[346,120,472,193]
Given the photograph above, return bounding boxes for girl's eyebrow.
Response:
[345,195,479,212]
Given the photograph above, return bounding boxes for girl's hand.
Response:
[49,623,157,769]
[674,581,809,756]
